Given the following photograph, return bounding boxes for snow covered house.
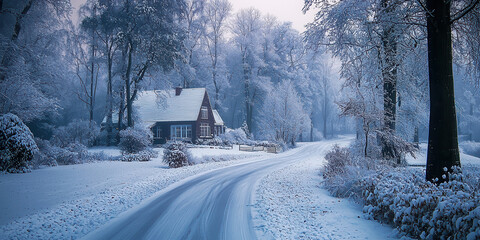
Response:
[133,87,225,144]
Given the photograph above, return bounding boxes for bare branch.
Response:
[450,0,480,24]
[415,0,434,18]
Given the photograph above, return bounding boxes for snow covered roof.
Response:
[212,110,224,125]
[134,88,206,124]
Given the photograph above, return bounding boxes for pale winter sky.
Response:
[70,0,315,33]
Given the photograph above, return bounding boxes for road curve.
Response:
[83,140,341,240]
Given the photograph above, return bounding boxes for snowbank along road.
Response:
[84,139,351,240]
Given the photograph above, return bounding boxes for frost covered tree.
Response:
[259,80,310,145]
[0,0,71,122]
[304,0,423,161]
[74,0,101,123]
[231,8,265,133]
[120,0,185,128]
[203,0,231,109]
[92,0,121,145]
[177,0,206,88]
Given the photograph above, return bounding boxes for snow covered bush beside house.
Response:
[322,145,480,239]
[0,113,38,173]
[195,137,228,146]
[118,128,152,154]
[217,128,255,145]
[163,141,193,168]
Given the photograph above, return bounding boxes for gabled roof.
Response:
[135,88,206,124]
[212,110,224,125]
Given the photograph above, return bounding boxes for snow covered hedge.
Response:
[50,120,100,147]
[121,149,158,162]
[195,137,228,146]
[118,128,152,154]
[0,113,38,173]
[322,146,480,239]
[361,167,480,240]
[34,138,113,167]
[163,141,193,168]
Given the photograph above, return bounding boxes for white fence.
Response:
[239,145,279,153]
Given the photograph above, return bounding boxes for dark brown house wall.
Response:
[195,91,215,140]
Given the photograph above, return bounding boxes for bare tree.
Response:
[204,0,231,109]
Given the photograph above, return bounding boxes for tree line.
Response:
[0,0,347,147]
[304,0,480,182]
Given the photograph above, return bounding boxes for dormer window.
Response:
[201,106,208,119]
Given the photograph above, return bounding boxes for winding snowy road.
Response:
[84,138,384,240]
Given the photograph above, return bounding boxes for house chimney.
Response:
[175,86,182,96]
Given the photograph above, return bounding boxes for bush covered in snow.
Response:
[163,141,193,168]
[32,138,58,168]
[0,113,38,173]
[323,145,351,179]
[360,167,480,239]
[195,137,229,146]
[34,138,110,166]
[323,146,379,199]
[217,128,256,145]
[322,145,480,239]
[51,120,100,147]
[121,149,158,162]
[39,143,89,165]
[460,141,480,158]
[118,128,152,154]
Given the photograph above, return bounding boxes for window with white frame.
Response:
[200,123,211,137]
[170,125,192,139]
[153,126,162,139]
[201,106,208,119]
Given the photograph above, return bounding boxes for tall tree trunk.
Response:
[413,126,419,147]
[242,52,252,133]
[469,103,473,141]
[380,0,398,160]
[323,80,328,139]
[117,86,125,142]
[310,112,314,142]
[125,40,133,128]
[425,0,461,182]
[106,42,114,145]
[89,34,95,122]
[213,35,220,110]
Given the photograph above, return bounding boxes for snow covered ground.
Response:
[253,137,399,240]
[406,143,480,166]
[0,147,266,239]
[0,137,407,240]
